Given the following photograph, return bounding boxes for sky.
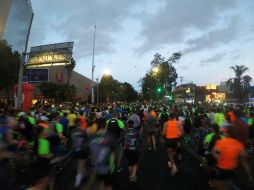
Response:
[29,0,254,90]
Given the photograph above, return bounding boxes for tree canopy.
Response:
[98,75,138,103]
[38,82,76,103]
[140,52,181,101]
[0,40,21,101]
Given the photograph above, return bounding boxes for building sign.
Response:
[206,84,217,90]
[27,69,49,82]
[27,42,74,67]
[56,73,64,83]
[206,92,226,102]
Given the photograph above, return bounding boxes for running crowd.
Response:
[0,103,254,190]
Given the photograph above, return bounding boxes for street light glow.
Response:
[152,67,159,73]
[103,69,111,76]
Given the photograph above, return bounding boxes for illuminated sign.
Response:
[206,84,217,90]
[27,42,74,67]
[206,92,226,102]
[27,69,49,82]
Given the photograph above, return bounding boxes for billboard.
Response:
[206,84,217,90]
[27,42,74,67]
[26,68,49,82]
[206,92,226,102]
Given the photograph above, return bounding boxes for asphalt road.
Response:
[53,136,210,190]
[53,136,254,190]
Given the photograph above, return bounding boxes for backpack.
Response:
[89,135,111,175]
[160,112,169,125]
[71,130,87,151]
[107,119,121,139]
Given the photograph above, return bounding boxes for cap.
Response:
[40,116,49,122]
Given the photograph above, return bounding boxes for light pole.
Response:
[96,78,99,104]
[91,25,96,104]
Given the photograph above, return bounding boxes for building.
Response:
[27,66,96,102]
[174,83,228,104]
[174,83,196,103]
[0,41,95,105]
[0,0,33,53]
[25,42,95,102]
[0,65,96,104]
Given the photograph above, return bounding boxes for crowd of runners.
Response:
[0,103,254,190]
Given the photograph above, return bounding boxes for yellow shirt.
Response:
[67,113,77,127]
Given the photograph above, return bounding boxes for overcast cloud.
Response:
[29,0,254,89]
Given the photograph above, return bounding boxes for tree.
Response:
[65,58,76,85]
[98,75,118,102]
[140,52,181,101]
[38,82,58,100]
[38,82,77,103]
[58,83,77,102]
[120,82,138,102]
[227,65,252,103]
[98,75,138,103]
[0,40,20,103]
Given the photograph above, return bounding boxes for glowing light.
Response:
[206,84,217,90]
[103,69,111,76]
[32,99,37,104]
[152,67,159,73]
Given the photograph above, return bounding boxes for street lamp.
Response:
[152,67,159,74]
[103,69,111,76]
[96,78,99,104]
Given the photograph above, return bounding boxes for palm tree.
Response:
[227,65,252,103]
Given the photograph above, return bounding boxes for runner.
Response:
[89,118,116,190]
[143,110,157,151]
[210,124,253,189]
[106,111,125,172]
[124,120,139,182]
[163,112,183,175]
[71,123,89,189]
[67,110,78,135]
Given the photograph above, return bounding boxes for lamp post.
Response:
[96,78,99,104]
[91,25,96,104]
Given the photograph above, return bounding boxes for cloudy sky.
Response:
[29,0,254,90]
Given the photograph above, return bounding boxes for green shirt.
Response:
[56,123,63,133]
[214,113,225,127]
[248,118,254,126]
[38,138,50,155]
[204,132,224,144]
[28,116,36,125]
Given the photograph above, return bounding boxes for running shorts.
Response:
[124,149,139,166]
[97,172,113,186]
[210,167,235,180]
[165,138,180,149]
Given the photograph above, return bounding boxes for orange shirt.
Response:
[214,137,244,170]
[80,115,87,130]
[38,122,49,129]
[165,120,181,139]
[151,111,157,119]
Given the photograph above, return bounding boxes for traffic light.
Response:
[156,87,162,93]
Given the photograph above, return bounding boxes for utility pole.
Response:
[96,78,99,104]
[179,76,184,101]
[17,13,34,110]
[91,25,96,104]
